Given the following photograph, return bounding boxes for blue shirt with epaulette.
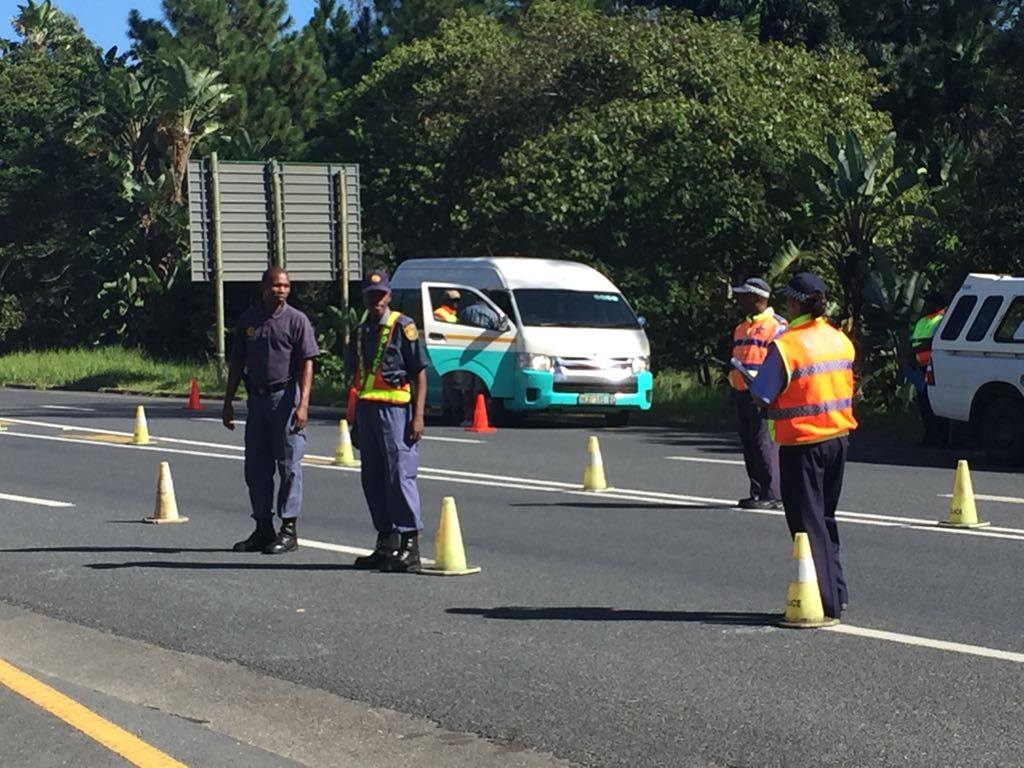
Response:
[349,312,430,387]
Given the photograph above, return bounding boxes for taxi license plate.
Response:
[578,393,616,406]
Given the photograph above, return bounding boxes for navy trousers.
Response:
[357,400,423,534]
[779,437,849,618]
[243,384,305,521]
[733,390,780,501]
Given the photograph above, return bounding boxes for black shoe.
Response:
[353,533,398,570]
[381,532,421,574]
[233,522,276,552]
[739,498,783,510]
[264,518,298,555]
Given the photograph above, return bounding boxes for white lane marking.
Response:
[7,421,1024,542]
[939,493,1024,505]
[422,435,485,445]
[300,538,436,565]
[40,405,96,412]
[667,455,745,466]
[196,417,246,426]
[825,624,1024,665]
[0,492,74,508]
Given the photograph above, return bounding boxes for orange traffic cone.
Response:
[185,378,202,411]
[465,392,497,434]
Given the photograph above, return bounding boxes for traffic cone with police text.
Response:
[185,378,202,411]
[939,459,990,528]
[145,462,188,524]
[133,406,151,445]
[465,392,497,434]
[778,532,838,629]
[333,419,359,467]
[582,436,608,492]
[421,497,480,576]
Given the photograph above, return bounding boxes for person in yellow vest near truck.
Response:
[347,269,430,573]
[729,277,787,510]
[746,272,858,621]
[909,292,948,446]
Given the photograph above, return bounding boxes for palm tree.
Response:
[157,57,233,204]
[14,0,57,50]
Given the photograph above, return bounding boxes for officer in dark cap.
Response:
[223,266,319,554]
[348,269,430,573]
[747,272,858,620]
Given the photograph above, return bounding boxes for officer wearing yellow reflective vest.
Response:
[748,272,858,620]
[909,292,947,445]
[348,269,430,573]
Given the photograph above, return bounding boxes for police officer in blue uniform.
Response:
[223,266,319,554]
[349,269,430,573]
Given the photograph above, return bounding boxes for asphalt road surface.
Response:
[0,386,1022,768]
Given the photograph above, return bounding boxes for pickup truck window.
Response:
[966,296,1004,341]
[940,295,978,341]
[994,297,1024,343]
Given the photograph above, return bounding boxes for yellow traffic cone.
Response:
[144,461,188,524]
[582,435,608,492]
[939,459,990,529]
[421,497,480,576]
[778,532,839,629]
[333,419,359,467]
[133,405,151,445]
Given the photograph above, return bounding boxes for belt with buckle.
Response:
[249,380,292,397]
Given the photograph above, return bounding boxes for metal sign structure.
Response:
[188,159,362,282]
[187,155,363,374]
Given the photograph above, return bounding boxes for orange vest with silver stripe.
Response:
[729,308,785,391]
[356,311,412,405]
[769,317,858,445]
[434,305,458,323]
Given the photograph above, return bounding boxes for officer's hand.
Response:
[291,404,309,434]
[222,401,235,431]
[408,415,425,444]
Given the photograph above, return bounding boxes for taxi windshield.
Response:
[512,289,640,329]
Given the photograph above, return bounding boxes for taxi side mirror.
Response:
[498,315,513,333]
[637,315,648,329]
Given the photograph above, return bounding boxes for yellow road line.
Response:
[0,657,187,768]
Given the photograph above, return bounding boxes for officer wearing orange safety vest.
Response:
[746,272,857,620]
[347,269,430,573]
[729,277,786,510]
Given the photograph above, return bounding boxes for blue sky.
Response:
[1,0,322,52]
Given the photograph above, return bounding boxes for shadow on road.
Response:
[448,606,779,626]
[85,560,358,571]
[2,546,228,554]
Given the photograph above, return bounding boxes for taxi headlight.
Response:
[517,353,553,372]
[631,356,650,374]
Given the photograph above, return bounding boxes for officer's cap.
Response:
[781,272,827,302]
[731,277,771,299]
[362,269,391,294]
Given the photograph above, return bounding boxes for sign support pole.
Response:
[209,152,226,382]
[335,171,351,377]
[270,160,285,269]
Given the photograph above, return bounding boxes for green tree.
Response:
[129,0,327,159]
[0,2,119,349]
[333,2,889,367]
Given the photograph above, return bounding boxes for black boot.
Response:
[354,532,398,570]
[233,520,276,552]
[263,518,298,554]
[382,532,421,574]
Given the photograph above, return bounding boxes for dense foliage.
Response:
[1,0,1022,405]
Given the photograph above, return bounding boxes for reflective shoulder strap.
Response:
[369,312,400,379]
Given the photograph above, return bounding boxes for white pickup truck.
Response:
[928,273,1024,463]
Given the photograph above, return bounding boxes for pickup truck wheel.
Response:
[980,397,1024,464]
